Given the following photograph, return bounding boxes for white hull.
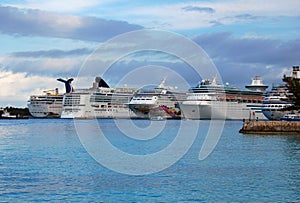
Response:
[61,106,137,119]
[61,89,138,119]
[180,101,266,120]
[129,88,184,119]
[28,99,62,118]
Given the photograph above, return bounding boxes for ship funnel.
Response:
[57,78,74,93]
[291,66,300,79]
[95,77,110,88]
[245,76,268,92]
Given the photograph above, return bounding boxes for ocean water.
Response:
[0,119,300,202]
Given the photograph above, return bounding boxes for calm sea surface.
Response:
[0,119,300,202]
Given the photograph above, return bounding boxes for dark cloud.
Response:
[2,48,89,77]
[0,6,143,42]
[102,58,200,88]
[2,58,82,78]
[182,6,215,13]
[194,32,300,65]
[193,32,300,86]
[3,28,299,89]
[11,48,93,58]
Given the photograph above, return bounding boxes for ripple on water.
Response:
[0,119,299,202]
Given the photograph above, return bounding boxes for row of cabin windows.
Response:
[264,105,285,108]
[218,98,262,103]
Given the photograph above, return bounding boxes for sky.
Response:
[0,0,299,107]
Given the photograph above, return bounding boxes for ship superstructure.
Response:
[261,66,299,120]
[61,77,137,119]
[180,77,267,120]
[28,89,63,118]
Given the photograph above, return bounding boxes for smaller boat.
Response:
[0,110,28,119]
[150,116,165,121]
[280,113,300,121]
[261,84,292,120]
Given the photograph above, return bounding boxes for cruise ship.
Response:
[128,78,186,119]
[61,77,138,119]
[261,84,293,120]
[27,89,63,118]
[180,77,268,120]
[27,77,75,118]
[261,66,300,120]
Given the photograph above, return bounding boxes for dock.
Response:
[239,121,300,134]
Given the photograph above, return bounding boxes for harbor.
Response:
[25,66,300,122]
[1,2,299,202]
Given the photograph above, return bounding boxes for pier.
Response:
[240,121,300,134]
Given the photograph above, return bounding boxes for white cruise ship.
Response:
[261,66,300,120]
[128,78,186,119]
[61,77,138,119]
[27,89,63,118]
[180,77,268,120]
[261,84,293,120]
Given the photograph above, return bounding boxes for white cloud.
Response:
[5,0,106,13]
[0,70,64,107]
[112,0,300,30]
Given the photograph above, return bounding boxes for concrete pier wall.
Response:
[240,121,300,134]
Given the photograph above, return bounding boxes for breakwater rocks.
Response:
[240,121,300,134]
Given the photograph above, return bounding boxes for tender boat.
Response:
[280,114,300,121]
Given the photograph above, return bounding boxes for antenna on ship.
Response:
[158,77,167,88]
[212,75,218,86]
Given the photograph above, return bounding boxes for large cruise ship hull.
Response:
[28,103,62,118]
[27,94,63,118]
[180,101,266,120]
[61,104,137,119]
[61,91,138,119]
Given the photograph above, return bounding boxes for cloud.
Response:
[1,54,83,78]
[193,32,300,86]
[114,0,300,30]
[11,48,93,58]
[0,6,143,42]
[194,32,300,65]
[0,70,65,107]
[209,20,223,27]
[234,14,260,21]
[182,6,215,13]
[6,0,102,13]
[2,31,299,89]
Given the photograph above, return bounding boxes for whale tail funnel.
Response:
[57,78,74,93]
